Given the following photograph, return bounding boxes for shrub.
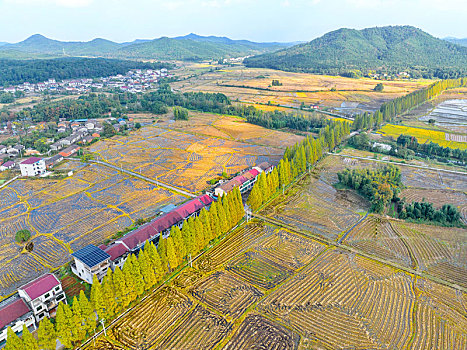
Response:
[15,229,31,243]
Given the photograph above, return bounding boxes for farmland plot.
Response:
[90,122,287,193]
[0,162,184,296]
[266,175,365,240]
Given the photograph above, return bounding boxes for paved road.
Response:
[250,212,466,293]
[89,159,197,198]
[329,153,467,175]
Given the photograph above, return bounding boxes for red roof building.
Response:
[174,198,205,219]
[0,297,31,329]
[152,211,184,234]
[19,273,60,301]
[105,242,129,260]
[20,157,42,165]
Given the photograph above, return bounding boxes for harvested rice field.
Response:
[0,161,186,296]
[82,154,466,350]
[90,115,296,193]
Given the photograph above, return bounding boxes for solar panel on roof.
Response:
[72,244,110,268]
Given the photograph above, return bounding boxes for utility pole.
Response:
[100,319,107,337]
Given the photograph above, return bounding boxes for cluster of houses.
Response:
[2,69,170,95]
[0,273,66,344]
[71,194,214,284]
[0,161,275,345]
[213,161,273,197]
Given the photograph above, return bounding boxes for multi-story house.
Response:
[71,245,111,284]
[17,273,66,323]
[19,157,46,177]
[0,294,35,344]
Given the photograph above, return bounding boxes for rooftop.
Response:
[121,224,158,251]
[21,157,42,165]
[105,242,129,260]
[72,244,111,268]
[152,211,184,233]
[173,198,205,219]
[19,273,60,301]
[0,295,31,329]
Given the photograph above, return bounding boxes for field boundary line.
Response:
[328,153,467,175]
[249,214,467,293]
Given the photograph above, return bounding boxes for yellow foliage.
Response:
[378,124,467,150]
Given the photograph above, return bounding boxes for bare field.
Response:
[0,161,185,296]
[171,66,433,109]
[90,116,295,193]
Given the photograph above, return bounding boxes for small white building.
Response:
[18,273,66,323]
[0,294,35,344]
[19,157,46,177]
[71,244,111,284]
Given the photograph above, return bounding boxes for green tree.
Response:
[78,290,96,335]
[15,229,31,243]
[166,236,180,271]
[21,325,38,350]
[374,83,384,92]
[122,258,138,306]
[111,266,126,312]
[146,242,165,278]
[216,200,229,234]
[101,271,116,318]
[55,303,73,349]
[90,275,105,319]
[71,296,86,344]
[138,249,156,290]
[37,317,57,350]
[5,327,23,350]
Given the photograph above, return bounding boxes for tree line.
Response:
[5,189,244,350]
[352,78,467,130]
[0,58,172,87]
[337,165,464,226]
[397,200,463,227]
[247,120,350,210]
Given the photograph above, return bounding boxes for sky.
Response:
[0,0,466,43]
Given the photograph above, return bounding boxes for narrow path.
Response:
[88,159,197,198]
[328,153,467,175]
[337,211,369,244]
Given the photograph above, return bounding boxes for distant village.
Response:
[2,68,170,95]
[0,116,137,174]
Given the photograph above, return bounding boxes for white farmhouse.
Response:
[19,157,46,177]
[17,273,66,323]
[0,294,35,344]
[71,244,111,284]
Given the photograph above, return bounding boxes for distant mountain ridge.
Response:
[0,34,292,61]
[244,26,467,78]
[444,37,467,47]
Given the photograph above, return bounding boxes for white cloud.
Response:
[5,0,93,7]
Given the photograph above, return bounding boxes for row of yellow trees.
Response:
[247,120,350,210]
[5,189,244,350]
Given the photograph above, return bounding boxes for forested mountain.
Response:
[0,34,289,61]
[244,26,467,78]
[444,37,467,47]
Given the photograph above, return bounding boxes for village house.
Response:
[45,154,64,169]
[0,145,6,154]
[71,245,111,284]
[59,144,80,158]
[214,162,274,197]
[0,294,35,344]
[19,157,46,177]
[50,141,63,151]
[0,160,15,171]
[17,273,66,323]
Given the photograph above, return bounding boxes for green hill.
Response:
[244,26,467,78]
[0,34,289,61]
